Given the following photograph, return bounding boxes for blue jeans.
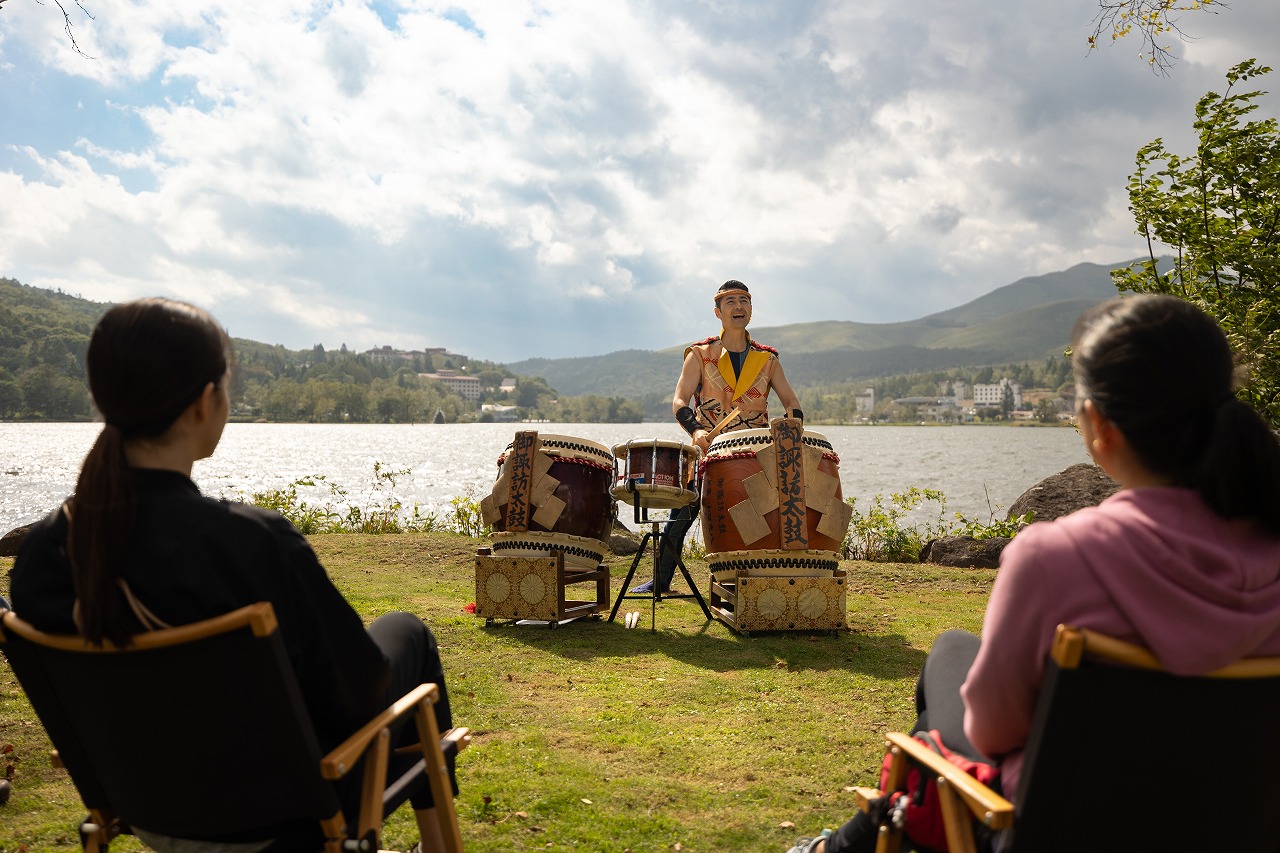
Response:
[655,503,699,588]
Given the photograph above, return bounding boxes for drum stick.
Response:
[705,407,743,442]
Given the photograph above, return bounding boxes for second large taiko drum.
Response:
[700,420,853,573]
[482,431,616,570]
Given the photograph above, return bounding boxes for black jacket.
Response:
[11,468,390,752]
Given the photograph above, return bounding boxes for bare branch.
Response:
[33,0,97,58]
[1089,0,1227,75]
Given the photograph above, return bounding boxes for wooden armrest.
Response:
[443,727,472,755]
[321,683,440,779]
[393,727,473,758]
[853,786,883,812]
[884,733,1014,830]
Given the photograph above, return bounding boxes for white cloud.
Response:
[1,0,1277,360]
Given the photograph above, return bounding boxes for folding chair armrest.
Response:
[853,786,883,812]
[884,733,1014,830]
[443,727,473,759]
[321,683,441,780]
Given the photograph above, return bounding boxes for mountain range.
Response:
[508,259,1144,399]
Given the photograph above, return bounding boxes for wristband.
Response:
[790,408,804,422]
[675,406,700,436]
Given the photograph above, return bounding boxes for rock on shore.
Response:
[922,462,1119,568]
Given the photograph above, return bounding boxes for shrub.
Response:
[840,487,1034,562]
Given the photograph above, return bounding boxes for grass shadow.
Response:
[480,606,928,681]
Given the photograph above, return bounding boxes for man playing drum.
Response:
[633,280,802,594]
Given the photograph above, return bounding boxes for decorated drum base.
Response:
[489,531,609,572]
[709,569,847,634]
[474,550,610,622]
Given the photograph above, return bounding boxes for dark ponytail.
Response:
[69,299,232,645]
[1072,295,1280,536]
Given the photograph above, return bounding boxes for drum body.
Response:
[484,432,616,570]
[699,425,850,568]
[610,438,699,509]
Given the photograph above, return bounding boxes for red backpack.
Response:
[876,729,1001,853]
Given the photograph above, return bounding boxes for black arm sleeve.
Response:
[675,406,700,436]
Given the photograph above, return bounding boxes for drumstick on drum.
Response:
[705,407,744,443]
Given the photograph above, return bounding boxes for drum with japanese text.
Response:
[699,421,852,574]
[482,432,616,570]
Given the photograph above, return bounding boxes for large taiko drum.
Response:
[610,438,699,509]
[482,432,616,570]
[699,421,853,574]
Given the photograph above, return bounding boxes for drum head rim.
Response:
[611,437,697,455]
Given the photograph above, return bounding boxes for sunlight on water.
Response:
[0,422,1088,533]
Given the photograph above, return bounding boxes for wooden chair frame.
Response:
[0,602,470,853]
[855,624,1280,853]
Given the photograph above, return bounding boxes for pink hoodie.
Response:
[961,487,1280,795]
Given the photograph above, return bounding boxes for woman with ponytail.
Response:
[787,295,1280,853]
[11,299,458,852]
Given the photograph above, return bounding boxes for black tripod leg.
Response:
[675,552,712,620]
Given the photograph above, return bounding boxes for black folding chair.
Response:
[858,624,1280,853]
[0,602,469,853]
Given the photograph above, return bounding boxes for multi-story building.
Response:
[854,387,876,413]
[420,369,481,401]
[972,377,1022,409]
[364,345,449,364]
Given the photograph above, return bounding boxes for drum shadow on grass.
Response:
[480,614,926,682]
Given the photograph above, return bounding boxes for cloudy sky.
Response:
[1,1,1277,362]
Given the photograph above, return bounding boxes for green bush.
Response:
[242,462,448,534]
[840,487,1033,562]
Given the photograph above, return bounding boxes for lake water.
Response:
[0,422,1089,534]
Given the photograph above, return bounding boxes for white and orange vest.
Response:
[686,335,780,433]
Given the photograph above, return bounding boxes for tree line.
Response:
[0,282,644,423]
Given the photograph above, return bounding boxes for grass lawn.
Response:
[0,533,995,853]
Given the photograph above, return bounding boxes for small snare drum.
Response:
[610,437,699,509]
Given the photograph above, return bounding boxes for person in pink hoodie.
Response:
[787,294,1280,853]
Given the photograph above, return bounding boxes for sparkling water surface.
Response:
[1,422,1089,533]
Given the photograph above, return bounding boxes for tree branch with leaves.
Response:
[1114,59,1280,426]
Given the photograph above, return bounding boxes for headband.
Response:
[714,288,751,305]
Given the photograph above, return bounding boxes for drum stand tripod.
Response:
[608,488,712,631]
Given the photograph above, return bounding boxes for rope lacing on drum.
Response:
[495,452,615,474]
[490,541,605,561]
[708,555,841,572]
[698,449,841,477]
[708,434,835,453]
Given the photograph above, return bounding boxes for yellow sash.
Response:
[716,336,769,402]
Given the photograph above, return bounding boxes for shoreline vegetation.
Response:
[0,536,997,853]
[237,467,1030,560]
[2,276,1082,426]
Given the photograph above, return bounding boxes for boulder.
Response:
[0,523,33,557]
[1007,462,1120,524]
[920,535,1009,569]
[608,520,641,556]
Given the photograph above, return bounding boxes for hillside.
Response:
[1,259,1149,421]
[509,260,1138,397]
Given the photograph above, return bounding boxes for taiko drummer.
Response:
[633,280,802,594]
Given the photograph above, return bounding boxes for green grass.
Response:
[0,536,995,852]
